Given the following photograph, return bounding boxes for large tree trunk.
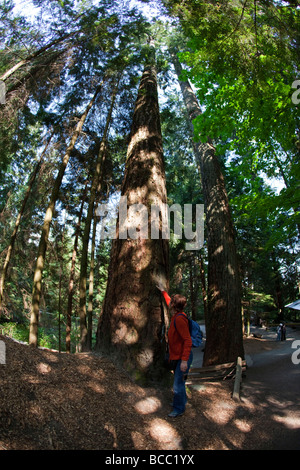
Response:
[172,52,244,366]
[29,82,102,347]
[96,48,169,383]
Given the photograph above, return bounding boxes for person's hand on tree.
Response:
[156,282,165,292]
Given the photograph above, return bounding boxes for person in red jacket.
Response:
[157,285,193,418]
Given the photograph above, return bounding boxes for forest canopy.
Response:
[0,0,299,364]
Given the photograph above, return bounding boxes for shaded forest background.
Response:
[0,0,299,354]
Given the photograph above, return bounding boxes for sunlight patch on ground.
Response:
[37,362,51,374]
[104,423,118,448]
[134,396,161,415]
[148,418,182,450]
[203,401,236,425]
[234,419,252,433]
[268,396,294,408]
[86,381,105,394]
[272,414,300,430]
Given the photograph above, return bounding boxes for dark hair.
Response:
[170,294,187,312]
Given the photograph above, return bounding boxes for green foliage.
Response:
[161,1,300,324]
[0,322,29,343]
[170,0,299,159]
[0,321,65,349]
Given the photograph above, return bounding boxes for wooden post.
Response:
[232,356,242,401]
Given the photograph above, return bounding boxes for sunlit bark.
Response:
[96,48,169,382]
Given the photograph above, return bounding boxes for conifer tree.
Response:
[96,42,169,382]
[29,82,103,347]
[171,51,244,366]
[78,76,119,352]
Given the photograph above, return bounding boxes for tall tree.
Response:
[29,81,103,347]
[78,76,119,352]
[66,180,88,353]
[86,211,98,350]
[0,132,53,310]
[96,42,169,382]
[171,50,244,366]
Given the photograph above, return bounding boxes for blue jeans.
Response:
[172,351,193,414]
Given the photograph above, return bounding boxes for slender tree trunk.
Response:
[189,255,197,321]
[171,51,244,366]
[86,212,97,350]
[66,181,87,353]
[272,258,285,322]
[96,47,169,383]
[29,82,102,347]
[58,211,66,353]
[58,272,62,352]
[78,78,119,352]
[198,251,208,320]
[0,133,53,310]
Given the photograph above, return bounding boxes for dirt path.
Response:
[240,328,300,449]
[187,326,300,450]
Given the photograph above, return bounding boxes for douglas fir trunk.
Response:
[96,48,169,382]
[172,51,244,366]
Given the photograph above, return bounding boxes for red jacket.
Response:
[162,291,192,361]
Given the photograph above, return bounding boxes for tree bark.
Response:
[0,133,53,310]
[86,212,98,350]
[29,82,102,347]
[78,78,119,352]
[96,48,169,383]
[189,254,197,321]
[171,51,244,365]
[66,181,87,353]
[197,251,208,320]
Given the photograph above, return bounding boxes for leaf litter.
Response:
[0,333,299,450]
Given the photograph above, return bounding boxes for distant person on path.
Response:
[277,324,282,341]
[156,284,193,418]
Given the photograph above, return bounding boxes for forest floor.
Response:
[0,326,300,451]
